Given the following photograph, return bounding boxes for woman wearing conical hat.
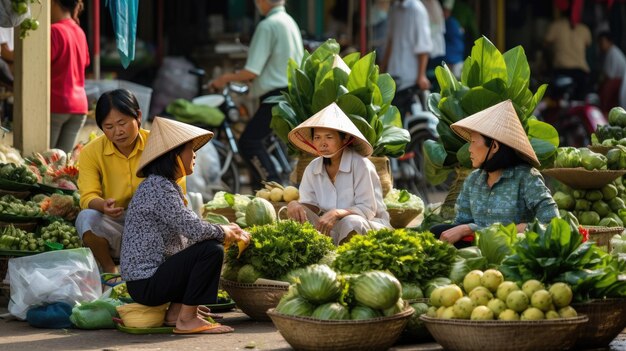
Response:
[432,100,559,248]
[286,103,392,245]
[120,117,250,334]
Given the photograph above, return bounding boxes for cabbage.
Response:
[403,302,431,340]
[297,265,341,304]
[352,271,401,309]
[350,305,382,320]
[384,188,424,213]
[276,297,315,317]
[203,191,251,212]
[401,283,424,300]
[311,302,350,320]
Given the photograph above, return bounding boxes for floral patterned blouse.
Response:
[454,164,559,232]
[120,175,224,281]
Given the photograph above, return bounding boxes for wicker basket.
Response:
[267,305,414,351]
[419,315,589,351]
[387,208,422,228]
[588,145,613,155]
[583,225,624,252]
[220,278,288,321]
[541,168,626,189]
[571,298,626,348]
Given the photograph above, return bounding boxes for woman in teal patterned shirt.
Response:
[431,100,559,248]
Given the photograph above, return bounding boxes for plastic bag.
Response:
[105,0,138,68]
[26,302,73,329]
[70,298,123,329]
[8,248,102,319]
[0,0,30,28]
[186,142,221,202]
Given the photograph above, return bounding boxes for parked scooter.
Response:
[536,76,607,147]
[391,90,442,203]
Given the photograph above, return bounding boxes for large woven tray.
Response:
[387,208,421,229]
[267,305,414,351]
[541,168,626,189]
[220,278,288,322]
[420,315,589,351]
[571,298,626,348]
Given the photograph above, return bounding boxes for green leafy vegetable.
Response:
[224,220,334,280]
[333,228,457,284]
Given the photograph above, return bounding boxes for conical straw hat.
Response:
[136,117,214,177]
[288,102,373,157]
[450,100,540,167]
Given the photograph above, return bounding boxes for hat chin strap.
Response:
[293,131,355,158]
[176,156,188,206]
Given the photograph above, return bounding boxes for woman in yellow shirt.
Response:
[76,89,147,274]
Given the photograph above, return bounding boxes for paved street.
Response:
[0,307,445,351]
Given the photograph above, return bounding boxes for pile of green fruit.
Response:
[553,147,607,170]
[427,269,578,321]
[0,225,43,251]
[593,107,626,146]
[275,265,406,320]
[553,178,626,227]
[0,195,42,217]
[0,163,38,184]
[40,221,81,249]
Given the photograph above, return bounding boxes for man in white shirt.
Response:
[381,0,433,119]
[598,31,626,111]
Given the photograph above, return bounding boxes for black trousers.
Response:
[126,239,224,306]
[430,223,472,249]
[239,88,284,189]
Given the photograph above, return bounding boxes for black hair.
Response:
[598,30,614,43]
[56,0,84,22]
[95,89,141,129]
[141,144,187,180]
[480,135,527,172]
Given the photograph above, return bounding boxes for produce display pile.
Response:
[0,220,81,252]
[553,178,626,227]
[275,266,406,320]
[0,195,42,217]
[0,163,38,185]
[592,107,626,147]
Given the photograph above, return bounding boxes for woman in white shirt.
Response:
[285,103,391,245]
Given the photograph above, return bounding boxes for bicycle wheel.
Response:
[407,129,449,203]
[213,141,240,194]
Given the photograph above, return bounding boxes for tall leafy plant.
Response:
[424,36,559,184]
[269,39,409,157]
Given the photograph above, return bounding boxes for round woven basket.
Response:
[419,315,589,351]
[541,168,626,189]
[571,298,626,348]
[387,208,421,229]
[220,278,288,321]
[583,225,624,252]
[588,145,613,155]
[267,305,414,351]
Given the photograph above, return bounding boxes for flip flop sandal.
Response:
[173,323,233,334]
[163,316,217,327]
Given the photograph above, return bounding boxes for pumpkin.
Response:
[245,197,277,226]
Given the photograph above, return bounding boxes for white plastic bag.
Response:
[0,0,30,28]
[8,248,102,320]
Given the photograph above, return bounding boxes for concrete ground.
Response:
[0,307,444,351]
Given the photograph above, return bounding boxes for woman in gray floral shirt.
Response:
[431,100,558,248]
[120,117,249,334]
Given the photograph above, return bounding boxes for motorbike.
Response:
[536,76,607,147]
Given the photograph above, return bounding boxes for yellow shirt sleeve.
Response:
[77,129,149,210]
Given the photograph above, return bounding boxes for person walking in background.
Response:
[441,0,465,78]
[50,0,90,153]
[544,4,592,101]
[422,0,446,71]
[597,31,626,112]
[382,0,432,119]
[210,0,303,190]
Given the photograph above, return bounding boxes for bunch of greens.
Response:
[424,36,559,185]
[333,228,457,284]
[269,39,410,157]
[224,220,334,280]
[499,217,626,302]
[475,222,521,267]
